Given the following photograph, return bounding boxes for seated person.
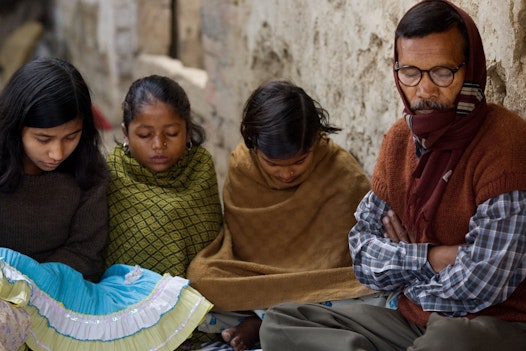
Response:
[260,2,526,350]
[187,80,376,351]
[0,57,212,351]
[104,75,223,278]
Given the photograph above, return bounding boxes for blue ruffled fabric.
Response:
[0,247,213,351]
[1,247,163,314]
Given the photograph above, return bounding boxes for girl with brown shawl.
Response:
[187,80,373,351]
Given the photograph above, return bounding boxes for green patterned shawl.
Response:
[104,144,223,277]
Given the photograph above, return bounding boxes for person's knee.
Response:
[260,304,293,350]
[409,314,470,351]
[410,313,514,351]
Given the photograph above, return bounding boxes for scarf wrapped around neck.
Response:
[394,0,489,242]
[104,144,222,277]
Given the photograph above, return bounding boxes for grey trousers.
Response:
[260,302,526,351]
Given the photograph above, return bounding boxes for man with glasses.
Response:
[259,1,526,350]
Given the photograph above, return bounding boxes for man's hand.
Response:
[382,210,460,273]
[428,245,459,273]
[382,209,415,243]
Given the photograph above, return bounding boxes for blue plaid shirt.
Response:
[349,190,526,317]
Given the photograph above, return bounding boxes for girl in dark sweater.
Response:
[0,57,211,351]
[0,56,109,282]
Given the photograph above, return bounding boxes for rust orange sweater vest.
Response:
[372,103,526,326]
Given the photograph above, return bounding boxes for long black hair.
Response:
[0,56,106,192]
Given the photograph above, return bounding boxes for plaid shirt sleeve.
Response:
[349,190,526,316]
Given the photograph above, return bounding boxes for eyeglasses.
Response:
[394,62,465,87]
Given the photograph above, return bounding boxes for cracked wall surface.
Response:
[35,0,526,190]
[200,0,526,186]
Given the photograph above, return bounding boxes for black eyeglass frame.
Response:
[394,62,465,87]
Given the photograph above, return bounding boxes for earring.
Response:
[186,140,193,149]
[122,139,130,155]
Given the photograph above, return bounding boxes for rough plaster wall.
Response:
[50,0,526,193]
[51,0,176,124]
[469,0,526,114]
[178,0,204,69]
[202,0,526,185]
[137,0,171,55]
[52,0,139,122]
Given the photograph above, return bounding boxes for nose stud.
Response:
[163,142,167,147]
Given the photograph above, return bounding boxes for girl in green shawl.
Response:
[104,75,223,279]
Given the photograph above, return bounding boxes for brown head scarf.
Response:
[394,0,488,242]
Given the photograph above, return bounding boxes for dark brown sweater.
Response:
[373,103,526,326]
[0,171,109,281]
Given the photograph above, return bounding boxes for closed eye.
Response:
[36,138,52,144]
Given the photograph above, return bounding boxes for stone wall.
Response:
[200,0,526,186]
[0,0,48,87]
[51,0,141,123]
[7,0,524,192]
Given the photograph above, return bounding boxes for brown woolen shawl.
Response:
[387,0,489,243]
[187,137,373,311]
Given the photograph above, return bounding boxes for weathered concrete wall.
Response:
[0,0,48,87]
[47,0,526,192]
[177,0,204,69]
[52,0,140,123]
[201,0,526,184]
